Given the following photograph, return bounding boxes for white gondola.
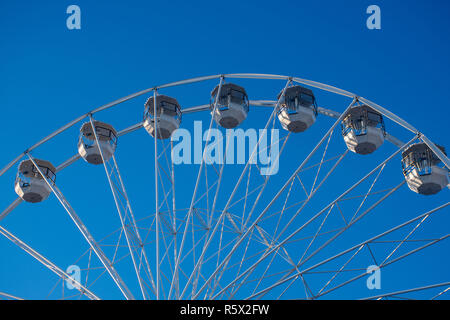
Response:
[15,159,56,203]
[144,95,181,139]
[341,105,385,155]
[277,85,317,133]
[211,83,249,129]
[402,143,449,195]
[78,121,117,165]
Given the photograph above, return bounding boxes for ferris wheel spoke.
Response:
[309,127,334,195]
[157,222,178,290]
[228,224,301,299]
[293,273,315,300]
[83,249,93,293]
[152,89,162,300]
[0,154,85,223]
[316,243,366,296]
[197,171,265,297]
[420,134,450,170]
[158,232,175,267]
[247,179,405,298]
[204,228,256,299]
[155,241,173,300]
[242,133,291,229]
[363,282,450,300]
[206,131,232,225]
[240,155,253,228]
[228,267,295,299]
[379,213,431,267]
[0,225,99,300]
[178,232,210,266]
[210,221,294,299]
[233,242,297,299]
[168,140,180,298]
[298,160,387,267]
[431,286,450,300]
[159,139,177,235]
[206,217,227,298]
[227,183,264,213]
[297,180,405,271]
[297,203,335,267]
[188,149,229,297]
[1,73,448,300]
[0,198,23,222]
[276,274,309,300]
[377,213,439,272]
[256,226,298,267]
[47,278,64,299]
[347,163,386,224]
[26,153,135,300]
[273,178,298,240]
[290,76,355,98]
[272,149,349,246]
[248,246,280,298]
[156,167,176,233]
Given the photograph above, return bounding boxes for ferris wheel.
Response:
[0,73,449,300]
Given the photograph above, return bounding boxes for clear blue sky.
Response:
[0,0,449,300]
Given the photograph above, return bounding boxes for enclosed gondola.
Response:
[144,95,182,139]
[277,85,318,133]
[14,159,56,203]
[341,105,385,155]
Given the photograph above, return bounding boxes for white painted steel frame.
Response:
[25,153,135,300]
[0,225,99,300]
[0,73,448,300]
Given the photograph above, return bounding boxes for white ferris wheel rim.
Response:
[0,73,449,301]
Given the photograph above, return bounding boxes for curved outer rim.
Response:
[0,73,448,179]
